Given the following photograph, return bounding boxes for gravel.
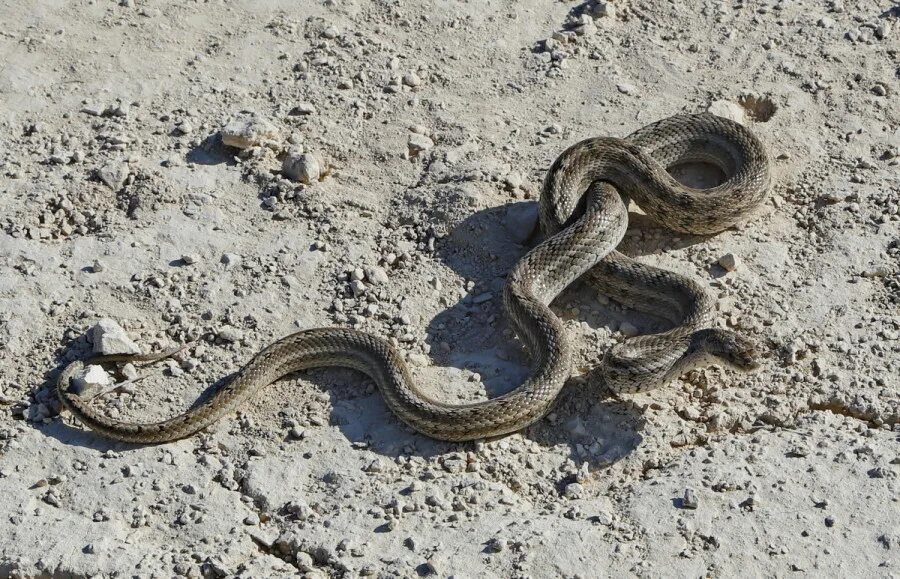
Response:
[0,0,897,577]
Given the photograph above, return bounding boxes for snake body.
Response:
[57,113,771,443]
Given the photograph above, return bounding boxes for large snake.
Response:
[56,113,771,443]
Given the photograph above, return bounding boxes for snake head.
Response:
[698,328,761,372]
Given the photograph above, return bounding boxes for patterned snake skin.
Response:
[57,113,771,443]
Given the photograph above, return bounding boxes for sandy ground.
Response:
[1,0,898,577]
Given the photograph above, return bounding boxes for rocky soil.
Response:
[0,0,897,577]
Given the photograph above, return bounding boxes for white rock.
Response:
[402,72,422,87]
[407,133,434,156]
[70,364,112,398]
[90,318,141,355]
[564,482,585,499]
[282,150,321,184]
[221,113,280,149]
[365,266,390,285]
[350,279,367,296]
[616,83,639,96]
[218,326,243,342]
[96,162,128,190]
[121,363,139,381]
[718,253,739,272]
[707,100,746,125]
[503,172,524,191]
[290,102,316,115]
[682,488,699,509]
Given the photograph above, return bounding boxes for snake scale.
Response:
[57,113,771,443]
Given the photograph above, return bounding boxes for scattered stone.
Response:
[682,488,699,509]
[365,266,390,285]
[70,364,113,398]
[350,279,367,296]
[718,253,739,272]
[616,83,639,96]
[80,103,106,116]
[217,326,243,343]
[407,133,434,157]
[90,318,141,355]
[503,172,524,191]
[95,162,128,190]
[220,113,280,149]
[282,150,321,184]
[173,119,193,135]
[402,72,422,87]
[861,266,890,278]
[289,102,316,115]
[564,482,584,499]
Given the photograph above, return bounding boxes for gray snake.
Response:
[57,113,771,443]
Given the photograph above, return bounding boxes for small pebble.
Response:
[365,266,390,285]
[220,113,280,149]
[290,102,316,115]
[90,318,141,355]
[682,488,699,509]
[218,326,243,342]
[564,482,584,499]
[402,72,422,87]
[616,83,639,96]
[282,150,321,184]
[70,365,112,398]
[718,253,739,272]
[408,133,434,156]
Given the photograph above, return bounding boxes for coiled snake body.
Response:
[57,113,771,443]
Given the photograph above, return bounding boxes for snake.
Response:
[56,113,771,444]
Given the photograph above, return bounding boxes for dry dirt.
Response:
[0,0,898,577]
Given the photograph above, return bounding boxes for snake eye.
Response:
[701,329,760,371]
[728,340,761,371]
